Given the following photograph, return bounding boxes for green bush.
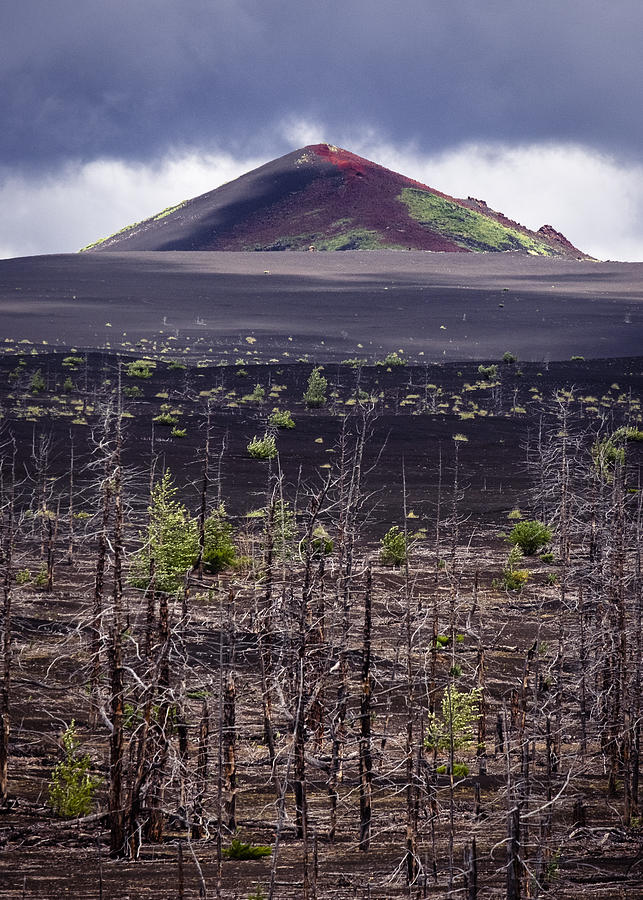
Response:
[247,434,277,460]
[425,686,481,753]
[269,408,295,429]
[153,412,178,426]
[130,470,199,593]
[30,370,45,394]
[171,426,187,438]
[303,367,327,408]
[126,359,155,378]
[502,351,517,365]
[477,364,498,379]
[498,568,529,591]
[508,520,552,555]
[123,385,143,398]
[49,721,100,818]
[379,525,407,566]
[592,427,643,481]
[62,355,84,369]
[223,838,271,860]
[15,569,31,586]
[167,360,186,371]
[378,350,405,367]
[203,505,237,574]
[494,545,529,592]
[436,762,469,777]
[243,384,265,403]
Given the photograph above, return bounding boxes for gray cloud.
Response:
[2,1,643,170]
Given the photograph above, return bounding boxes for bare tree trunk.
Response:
[0,440,16,806]
[108,370,126,858]
[66,432,75,565]
[358,567,373,851]
[89,416,114,730]
[223,669,236,832]
[191,700,209,839]
[195,401,212,574]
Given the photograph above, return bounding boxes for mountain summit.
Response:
[83,144,587,257]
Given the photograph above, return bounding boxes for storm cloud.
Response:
[3,1,642,169]
[1,2,642,258]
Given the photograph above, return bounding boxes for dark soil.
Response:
[1,251,642,361]
[0,252,641,898]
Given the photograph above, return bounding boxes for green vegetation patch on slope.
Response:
[248,227,407,251]
[80,200,188,251]
[399,188,557,255]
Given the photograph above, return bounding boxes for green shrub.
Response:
[123,385,143,398]
[592,427,643,481]
[425,686,481,753]
[303,367,327,408]
[498,568,529,591]
[539,552,555,564]
[494,545,529,592]
[62,376,74,394]
[126,359,155,378]
[243,384,265,403]
[502,351,517,365]
[49,721,100,818]
[171,426,187,438]
[62,355,84,369]
[168,360,186,371]
[130,470,199,593]
[247,434,277,460]
[379,525,407,566]
[203,505,237,574]
[508,520,552,555]
[153,412,179,426]
[477,364,498,379]
[33,568,48,588]
[269,408,295,429]
[507,508,523,520]
[223,838,271,860]
[30,370,45,394]
[378,350,405,367]
[301,524,334,559]
[15,569,31,586]
[436,762,469,777]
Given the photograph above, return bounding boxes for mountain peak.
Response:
[83,145,589,257]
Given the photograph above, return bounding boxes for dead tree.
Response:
[0,437,16,806]
[358,567,373,851]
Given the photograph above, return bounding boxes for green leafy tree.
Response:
[495,545,529,591]
[303,366,327,408]
[508,519,552,555]
[131,470,198,592]
[269,408,295,429]
[424,686,482,754]
[379,525,407,566]
[49,721,100,817]
[203,504,237,573]
[247,434,277,460]
[30,370,46,393]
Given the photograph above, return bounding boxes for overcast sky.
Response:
[2,1,642,260]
